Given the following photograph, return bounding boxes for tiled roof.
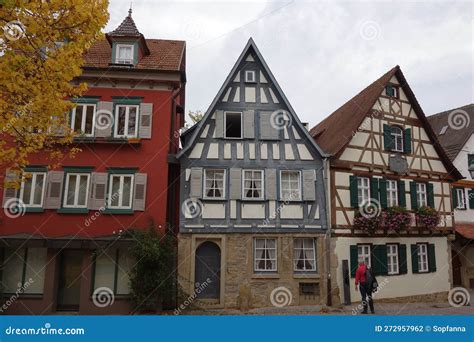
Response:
[109,9,141,37]
[456,223,474,239]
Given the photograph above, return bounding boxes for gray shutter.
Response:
[133,173,147,211]
[229,168,241,200]
[260,111,279,140]
[88,172,108,210]
[265,168,277,200]
[189,168,203,198]
[44,171,64,209]
[95,101,114,138]
[302,169,316,201]
[243,110,255,139]
[2,170,19,208]
[139,103,153,139]
[214,110,224,138]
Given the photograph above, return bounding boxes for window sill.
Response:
[25,207,44,213]
[73,137,141,145]
[57,208,89,214]
[103,209,134,215]
[2,293,43,299]
[252,273,279,279]
[293,272,320,279]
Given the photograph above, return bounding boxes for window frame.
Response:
[386,179,399,207]
[107,174,135,210]
[115,44,134,65]
[357,177,371,206]
[92,249,133,296]
[242,169,264,200]
[63,172,91,209]
[390,125,404,152]
[19,171,47,208]
[70,103,96,137]
[357,244,371,268]
[203,169,226,200]
[245,70,256,83]
[293,238,317,272]
[113,104,140,138]
[417,243,429,273]
[455,188,466,209]
[279,170,302,201]
[416,183,428,208]
[224,111,243,139]
[254,238,277,272]
[387,244,399,275]
[385,84,398,98]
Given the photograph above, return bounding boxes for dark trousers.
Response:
[359,283,374,313]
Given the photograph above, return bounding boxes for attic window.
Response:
[439,125,448,135]
[245,70,256,83]
[385,85,398,98]
[224,112,242,138]
[116,44,134,64]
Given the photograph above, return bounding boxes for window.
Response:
[20,172,46,207]
[115,44,134,64]
[280,170,301,201]
[387,180,398,207]
[416,183,427,208]
[1,248,46,294]
[357,177,370,206]
[224,112,242,138]
[204,169,225,199]
[71,104,96,136]
[114,104,139,138]
[108,174,134,209]
[254,238,277,272]
[455,188,466,209]
[357,244,371,267]
[468,154,474,179]
[245,70,256,83]
[385,85,398,98]
[387,244,399,275]
[390,126,404,152]
[93,249,134,295]
[417,244,428,272]
[243,170,264,200]
[63,173,90,208]
[294,238,317,272]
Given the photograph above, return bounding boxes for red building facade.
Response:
[0,10,186,314]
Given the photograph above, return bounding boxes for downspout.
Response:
[324,156,332,307]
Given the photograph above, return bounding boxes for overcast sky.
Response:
[106,0,473,127]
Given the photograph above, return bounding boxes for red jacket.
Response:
[355,264,367,286]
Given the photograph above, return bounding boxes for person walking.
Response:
[355,257,376,314]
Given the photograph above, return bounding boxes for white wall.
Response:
[452,134,474,223]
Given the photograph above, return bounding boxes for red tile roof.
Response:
[456,223,474,239]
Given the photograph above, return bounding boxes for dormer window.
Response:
[385,85,398,98]
[116,44,134,64]
[245,70,256,83]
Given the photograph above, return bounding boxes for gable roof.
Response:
[108,9,141,37]
[427,104,474,161]
[310,65,462,180]
[177,38,329,158]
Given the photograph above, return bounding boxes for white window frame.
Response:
[224,111,243,139]
[357,177,370,206]
[115,44,134,64]
[387,179,399,207]
[293,238,317,272]
[107,174,134,210]
[387,244,399,275]
[19,172,47,208]
[242,170,264,200]
[390,126,404,152]
[245,70,256,83]
[254,238,277,272]
[114,104,139,138]
[203,169,226,200]
[416,183,427,208]
[357,244,371,268]
[280,170,302,201]
[63,173,91,208]
[417,243,429,273]
[70,104,96,137]
[456,188,466,209]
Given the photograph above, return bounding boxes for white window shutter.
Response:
[133,173,147,211]
[95,102,114,138]
[229,168,241,200]
[189,168,203,198]
[139,103,153,139]
[265,169,277,200]
[44,171,65,209]
[243,110,255,139]
[88,172,108,210]
[302,169,316,201]
[214,110,224,138]
[2,170,19,208]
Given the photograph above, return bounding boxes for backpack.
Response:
[365,267,378,290]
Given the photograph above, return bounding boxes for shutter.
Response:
[383,124,392,150]
[469,189,474,209]
[399,244,407,274]
[265,169,277,200]
[379,178,387,208]
[428,244,436,272]
[229,168,241,200]
[132,173,147,211]
[370,178,379,203]
[398,180,406,207]
[403,128,412,153]
[88,172,108,210]
[350,245,358,278]
[302,170,316,201]
[372,245,388,276]
[349,175,358,208]
[452,188,458,209]
[260,111,279,140]
[411,244,419,273]
[189,168,203,199]
[427,183,434,208]
[214,110,224,138]
[410,181,418,210]
[2,170,19,208]
[139,103,153,139]
[95,101,114,138]
[243,109,255,139]
[44,171,64,209]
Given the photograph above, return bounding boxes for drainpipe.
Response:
[324,156,332,307]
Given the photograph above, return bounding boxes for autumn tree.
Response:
[0,0,109,172]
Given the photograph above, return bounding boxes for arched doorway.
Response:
[195,241,221,299]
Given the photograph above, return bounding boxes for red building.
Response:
[0,10,186,314]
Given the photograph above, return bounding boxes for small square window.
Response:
[385,85,398,98]
[224,112,242,139]
[245,70,256,83]
[116,44,134,64]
